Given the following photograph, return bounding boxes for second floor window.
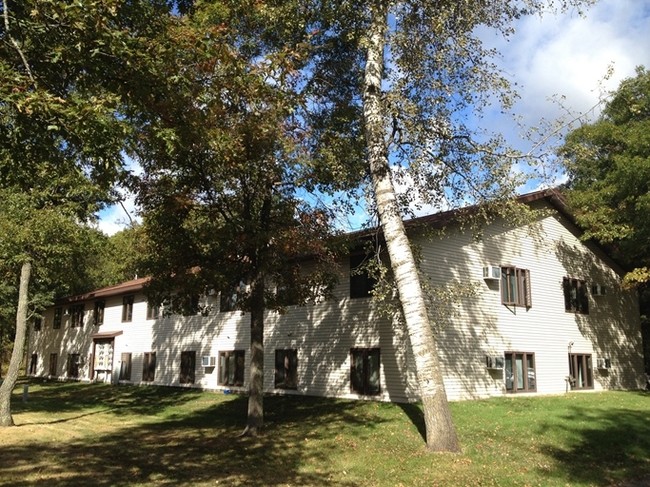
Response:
[147,301,161,320]
[93,301,105,326]
[501,267,532,308]
[350,253,376,299]
[53,307,62,329]
[69,304,84,328]
[122,295,134,322]
[563,277,589,314]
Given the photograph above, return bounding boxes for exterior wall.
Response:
[421,207,645,399]
[26,202,646,402]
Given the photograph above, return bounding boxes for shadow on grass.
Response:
[11,379,203,419]
[538,392,650,485]
[395,402,426,442]
[2,383,389,486]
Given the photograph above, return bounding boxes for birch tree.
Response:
[309,0,594,451]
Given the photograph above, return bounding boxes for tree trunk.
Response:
[362,2,460,452]
[0,261,31,427]
[241,273,265,436]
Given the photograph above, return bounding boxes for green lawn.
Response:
[0,380,648,486]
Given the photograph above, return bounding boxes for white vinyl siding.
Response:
[26,201,645,402]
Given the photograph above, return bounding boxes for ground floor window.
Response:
[350,348,380,395]
[219,350,245,386]
[505,352,536,393]
[180,351,196,384]
[67,353,80,378]
[29,353,38,375]
[49,353,58,376]
[142,352,156,382]
[569,353,593,389]
[119,353,132,381]
[275,349,298,389]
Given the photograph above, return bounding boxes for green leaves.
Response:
[562,67,650,282]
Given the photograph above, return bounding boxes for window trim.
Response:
[350,347,381,396]
[218,350,246,386]
[53,307,62,329]
[69,304,85,328]
[93,300,105,326]
[146,301,160,320]
[49,353,58,377]
[122,295,135,322]
[504,351,537,393]
[29,353,38,375]
[67,353,81,379]
[501,267,532,308]
[180,350,196,384]
[142,352,156,382]
[350,253,377,299]
[119,352,132,381]
[569,353,594,389]
[563,277,589,314]
[274,349,298,390]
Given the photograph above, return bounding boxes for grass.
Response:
[0,380,648,486]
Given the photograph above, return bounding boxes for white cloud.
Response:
[490,0,650,131]
[475,0,650,193]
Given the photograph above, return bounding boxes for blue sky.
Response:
[97,0,650,235]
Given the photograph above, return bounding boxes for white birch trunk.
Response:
[362,2,460,452]
[0,261,31,427]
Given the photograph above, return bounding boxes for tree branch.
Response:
[3,0,37,87]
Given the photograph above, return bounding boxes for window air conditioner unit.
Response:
[483,266,501,280]
[202,356,216,367]
[591,284,606,296]
[596,358,611,369]
[485,355,504,369]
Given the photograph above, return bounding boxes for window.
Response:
[350,348,380,395]
[275,285,300,307]
[146,301,161,320]
[33,317,42,332]
[29,353,38,375]
[69,304,85,328]
[350,254,376,299]
[119,353,132,381]
[67,353,80,378]
[180,351,196,384]
[504,352,536,393]
[93,301,105,326]
[569,353,593,389]
[219,350,245,386]
[53,307,62,329]
[219,287,237,312]
[49,353,58,376]
[122,295,134,322]
[142,352,156,382]
[563,277,589,314]
[501,267,532,308]
[275,349,298,389]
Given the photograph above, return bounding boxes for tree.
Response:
[561,66,650,375]
[133,2,342,436]
[306,0,593,451]
[0,190,107,425]
[0,0,173,426]
[561,66,650,284]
